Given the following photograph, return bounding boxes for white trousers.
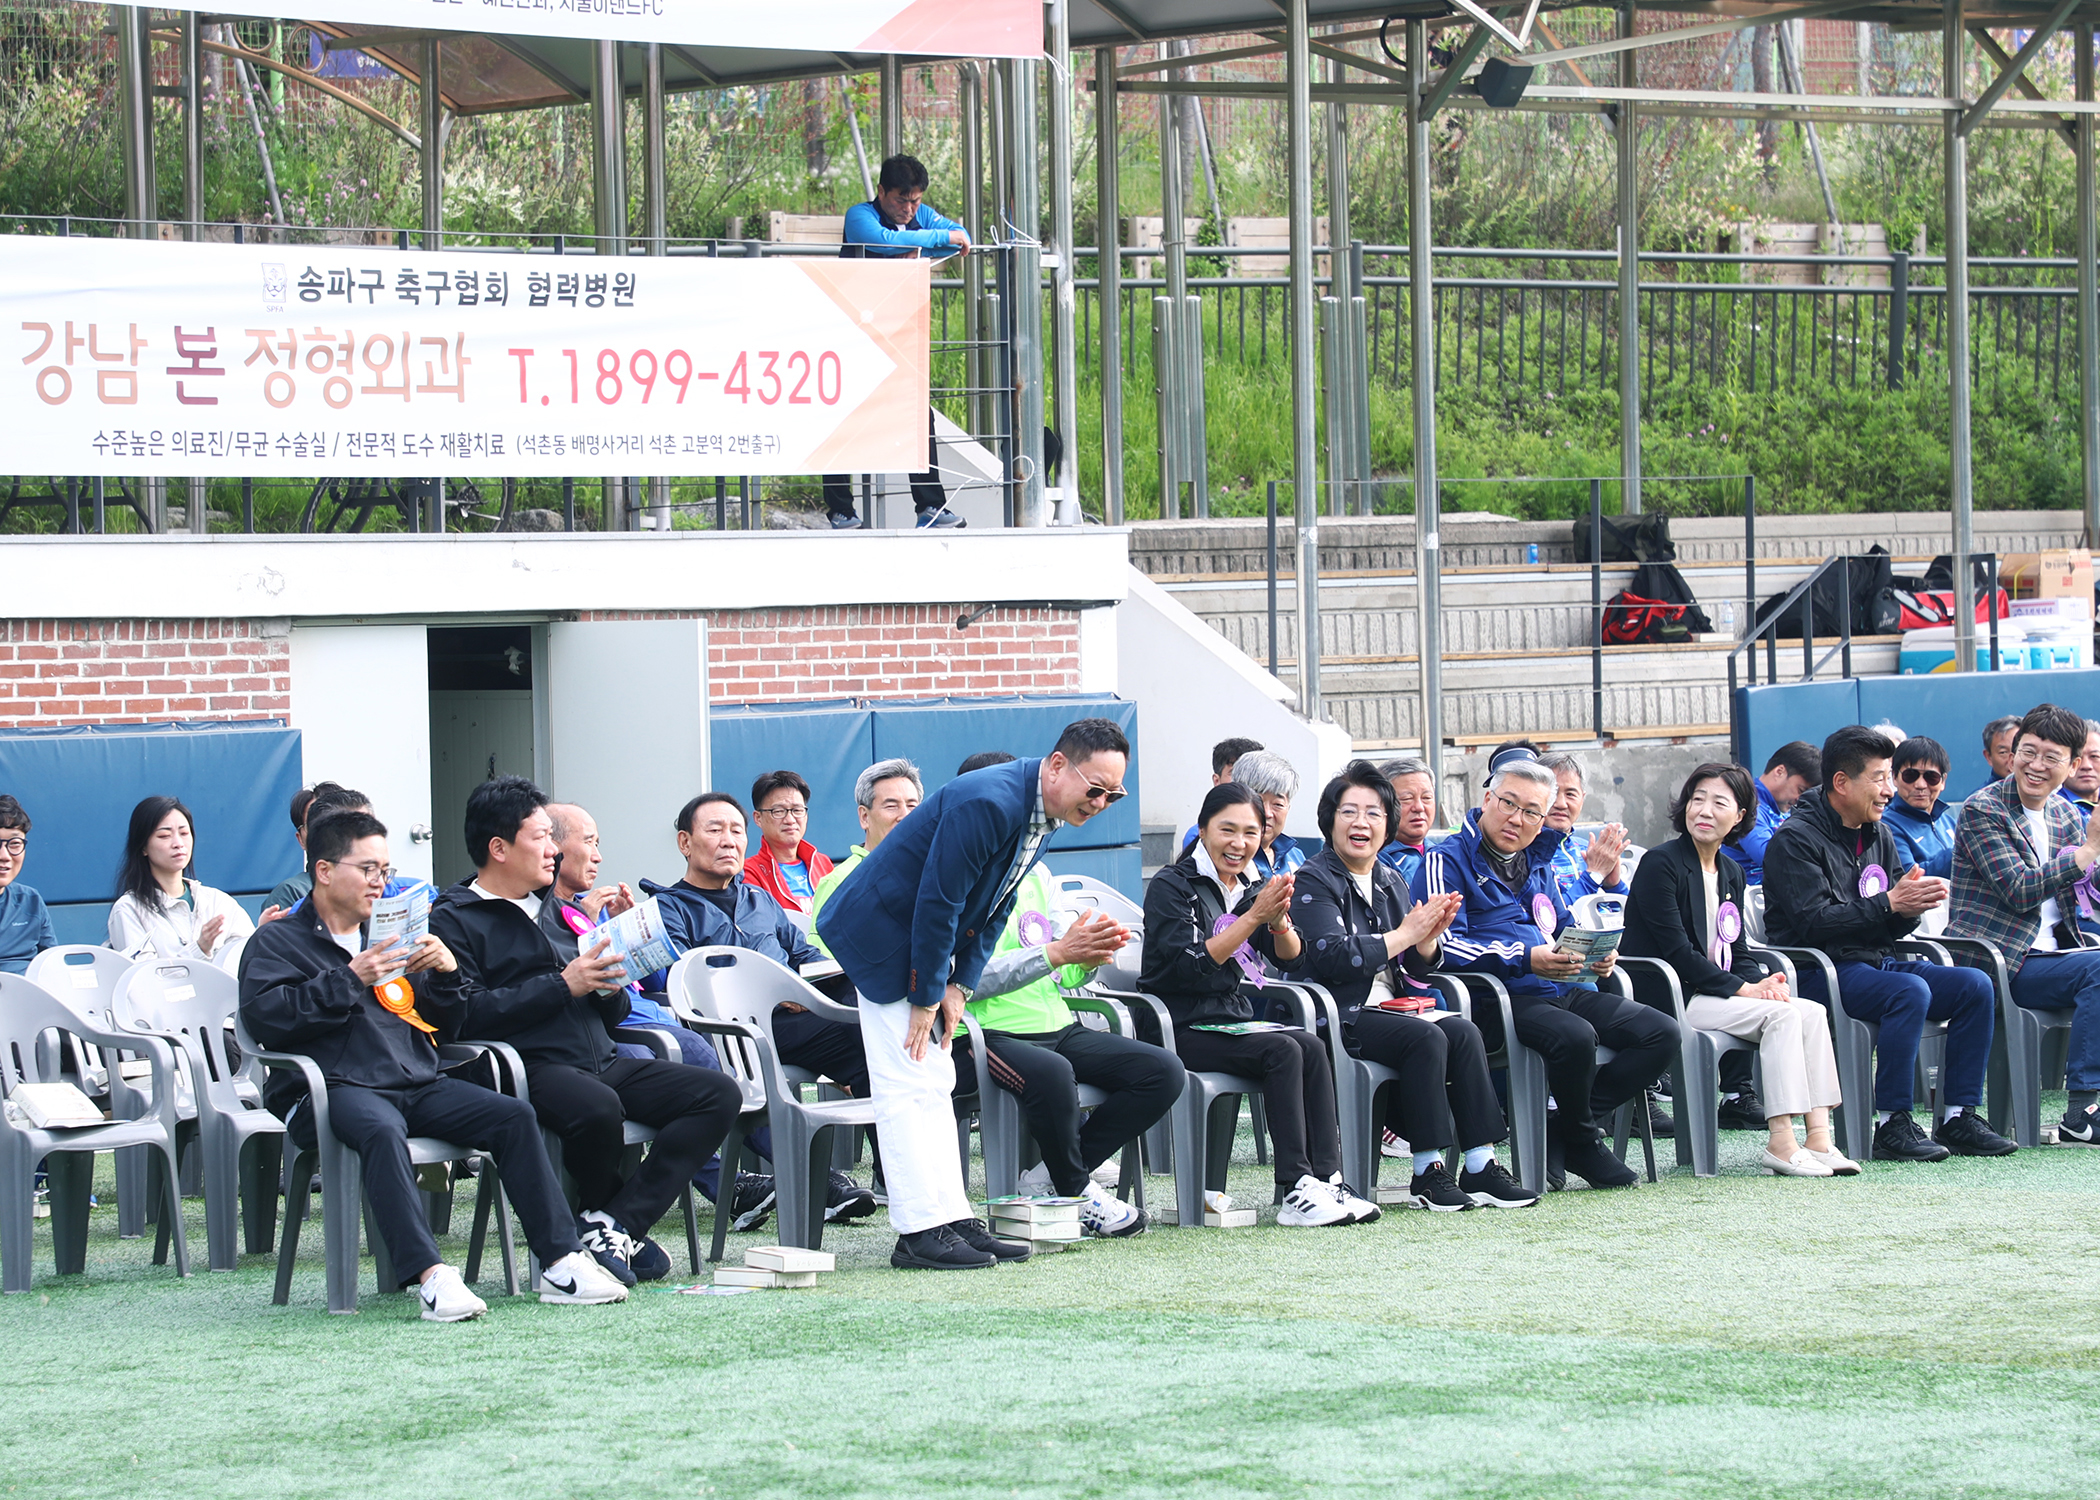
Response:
[859,997,972,1235]
[1684,992,1842,1120]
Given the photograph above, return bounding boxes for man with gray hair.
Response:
[1416,745,1675,1190]
[1536,752,1629,909]
[809,757,924,950]
[1375,756,1439,889]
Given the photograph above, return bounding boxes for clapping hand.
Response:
[1887,865,1950,915]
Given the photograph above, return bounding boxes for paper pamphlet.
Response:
[365,884,431,962]
[1189,1020,1297,1035]
[1553,926,1622,972]
[4,1082,104,1129]
[595,895,681,982]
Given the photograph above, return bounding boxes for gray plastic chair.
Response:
[1937,933,2066,1147]
[1286,978,1404,1195]
[1,972,190,1292]
[26,946,149,1237]
[109,960,285,1270]
[233,1013,519,1314]
[670,946,875,1254]
[1615,957,1738,1178]
[1050,873,1146,928]
[1431,972,1550,1193]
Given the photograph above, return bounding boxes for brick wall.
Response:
[583,604,1083,703]
[0,620,291,729]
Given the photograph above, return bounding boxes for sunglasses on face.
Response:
[1077,779,1127,805]
[1898,767,1943,787]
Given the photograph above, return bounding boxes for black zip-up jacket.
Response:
[236,903,466,1120]
[1762,785,1920,965]
[1139,852,1295,1025]
[1621,832,1771,1001]
[430,881,624,1073]
[1290,845,1437,1022]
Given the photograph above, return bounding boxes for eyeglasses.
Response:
[324,859,392,884]
[1076,776,1127,805]
[1898,767,1944,787]
[1334,804,1386,824]
[2014,745,2070,772]
[756,806,807,822]
[0,837,23,857]
[1489,791,1548,826]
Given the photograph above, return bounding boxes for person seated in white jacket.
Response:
[106,795,253,972]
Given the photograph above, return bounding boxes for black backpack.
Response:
[1572,512,1676,565]
[1753,546,1898,639]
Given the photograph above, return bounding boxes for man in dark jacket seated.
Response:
[431,777,743,1286]
[238,809,629,1319]
[640,791,878,1224]
[1764,724,2013,1161]
[1415,749,1675,1191]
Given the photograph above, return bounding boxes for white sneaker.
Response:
[1328,1173,1383,1223]
[1380,1129,1409,1160]
[417,1264,488,1323]
[1078,1176,1144,1237]
[1090,1160,1125,1187]
[1760,1146,1835,1178]
[1017,1162,1056,1195]
[537,1249,631,1305]
[1275,1174,1353,1227]
[1804,1146,1861,1176]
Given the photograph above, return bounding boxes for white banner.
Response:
[0,236,932,479]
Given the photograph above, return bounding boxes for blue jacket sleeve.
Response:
[908,796,1011,1009]
[843,200,961,256]
[1735,806,1779,876]
[1420,849,1534,981]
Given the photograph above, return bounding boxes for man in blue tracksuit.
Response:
[817,717,1133,1270]
[821,152,971,531]
[1415,752,1674,1190]
[1723,741,1820,885]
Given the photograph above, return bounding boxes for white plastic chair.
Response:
[1050,873,1144,928]
[1570,892,1627,931]
[25,947,150,1235]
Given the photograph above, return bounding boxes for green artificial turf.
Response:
[5,1110,2097,1499]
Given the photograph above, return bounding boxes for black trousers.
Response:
[952,1022,1186,1195]
[1473,986,1676,1144]
[821,408,947,518]
[1343,1010,1506,1154]
[1173,1025,1341,1185]
[291,1077,581,1287]
[527,1057,740,1238]
[774,1005,870,1098]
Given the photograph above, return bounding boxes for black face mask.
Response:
[1484,841,1528,888]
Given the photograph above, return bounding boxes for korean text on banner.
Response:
[2,236,931,479]
[53,0,1043,59]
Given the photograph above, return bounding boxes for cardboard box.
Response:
[713,1267,817,1289]
[2000,549,2094,618]
[743,1245,834,1273]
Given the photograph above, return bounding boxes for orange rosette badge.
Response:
[374,976,437,1034]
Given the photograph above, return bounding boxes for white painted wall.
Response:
[1117,567,1352,839]
[544,617,708,893]
[288,625,436,884]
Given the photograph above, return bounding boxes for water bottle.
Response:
[1720,600,1737,635]
[1526,543,1539,565]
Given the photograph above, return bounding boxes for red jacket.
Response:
[743,838,834,914]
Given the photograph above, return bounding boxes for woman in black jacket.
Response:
[1623,762,1854,1178]
[1140,781,1372,1226]
[1293,761,1536,1210]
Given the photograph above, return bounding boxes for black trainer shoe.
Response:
[627,1234,671,1283]
[1562,1136,1639,1189]
[1645,1089,1676,1139]
[1545,1133,1568,1193]
[1405,1161,1474,1211]
[1715,1092,1768,1131]
[1872,1110,1952,1162]
[576,1211,637,1287]
[946,1217,1034,1262]
[824,1170,878,1222]
[891,1224,996,1270]
[730,1171,776,1231]
[1934,1108,2017,1157]
[2059,1104,2100,1144]
[1460,1159,1540,1208]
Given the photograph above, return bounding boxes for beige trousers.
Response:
[1683,992,1842,1119]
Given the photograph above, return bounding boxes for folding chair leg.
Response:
[681,1186,702,1276]
[465,1167,493,1284]
[709,1119,745,1264]
[156,1143,190,1277]
[242,1133,283,1257]
[47,1151,94,1276]
[274,1146,314,1307]
[494,1178,519,1296]
[320,1141,362,1315]
[1248,1094,1269,1166]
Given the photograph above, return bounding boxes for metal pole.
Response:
[181,11,202,239]
[2080,25,2100,545]
[1047,0,1079,522]
[593,41,627,532]
[1407,18,1440,779]
[1007,59,1047,527]
[1160,42,1188,521]
[1326,42,1354,518]
[1289,0,1321,721]
[643,43,667,256]
[1617,1,1643,515]
[1946,0,1978,670]
[1743,474,1757,646]
[962,63,987,444]
[115,5,156,238]
[1888,250,1909,388]
[1095,48,1124,525]
[1591,478,1605,740]
[1268,480,1281,678]
[420,38,443,249]
[880,55,904,159]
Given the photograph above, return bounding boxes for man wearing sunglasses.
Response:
[816,717,1133,1270]
[1885,736,1959,880]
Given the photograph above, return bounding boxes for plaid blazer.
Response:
[1946,776,2093,973]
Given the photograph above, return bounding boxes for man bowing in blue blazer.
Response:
[817,717,1133,1269]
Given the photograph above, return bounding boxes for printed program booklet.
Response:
[1553,926,1622,972]
[365,883,431,959]
[596,894,681,982]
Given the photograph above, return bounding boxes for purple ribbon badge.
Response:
[1858,863,1889,898]
[1016,909,1056,949]
[2075,868,2100,921]
[1530,892,1558,937]
[1709,899,1741,969]
[1212,912,1267,988]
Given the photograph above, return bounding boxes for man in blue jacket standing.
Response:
[817,717,1133,1269]
[821,152,971,531]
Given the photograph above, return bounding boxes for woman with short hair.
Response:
[108,795,254,972]
[1622,763,1853,1177]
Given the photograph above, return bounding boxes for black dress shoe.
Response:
[891,1225,996,1271]
[1645,1090,1676,1138]
[1872,1110,1952,1162]
[1561,1136,1639,1189]
[1715,1092,1767,1131]
[947,1217,1034,1262]
[1934,1109,2017,1157]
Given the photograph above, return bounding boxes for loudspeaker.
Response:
[1475,58,1535,108]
